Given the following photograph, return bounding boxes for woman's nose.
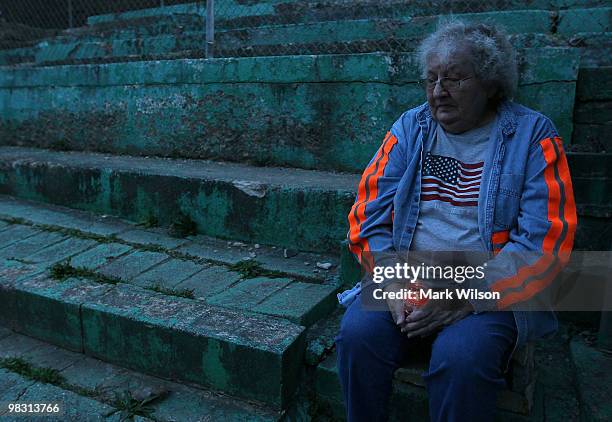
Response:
[432,81,449,97]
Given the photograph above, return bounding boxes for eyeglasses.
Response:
[421,76,474,92]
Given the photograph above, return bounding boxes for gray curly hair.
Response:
[417,20,518,101]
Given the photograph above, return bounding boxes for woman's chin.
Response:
[434,111,460,126]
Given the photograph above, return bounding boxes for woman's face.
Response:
[425,46,495,134]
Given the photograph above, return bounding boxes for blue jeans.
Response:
[335,295,517,422]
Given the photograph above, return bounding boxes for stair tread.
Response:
[0,193,338,310]
[0,146,358,191]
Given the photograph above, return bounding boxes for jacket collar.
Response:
[416,99,517,137]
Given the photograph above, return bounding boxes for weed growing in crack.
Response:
[147,282,195,299]
[168,212,197,238]
[0,357,66,385]
[137,212,159,229]
[105,390,158,420]
[228,259,285,279]
[49,260,121,285]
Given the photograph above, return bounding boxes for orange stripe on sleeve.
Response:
[347,132,398,267]
[497,138,577,308]
[490,138,564,299]
[554,137,577,260]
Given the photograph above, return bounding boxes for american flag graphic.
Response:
[421,152,483,207]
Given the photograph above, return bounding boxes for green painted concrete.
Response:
[253,281,338,327]
[0,195,339,283]
[26,237,98,267]
[0,49,579,173]
[0,329,279,421]
[1,5,587,67]
[0,147,357,253]
[0,369,35,405]
[173,265,243,299]
[97,250,169,282]
[207,276,293,310]
[0,231,67,261]
[116,228,190,250]
[80,282,305,408]
[87,0,280,25]
[0,10,556,66]
[85,0,607,28]
[69,242,133,270]
[12,380,125,421]
[11,276,114,352]
[131,257,204,289]
[0,148,609,256]
[558,7,611,35]
[20,10,549,66]
[0,225,41,249]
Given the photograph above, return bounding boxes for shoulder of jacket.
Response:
[508,102,557,132]
[391,102,428,139]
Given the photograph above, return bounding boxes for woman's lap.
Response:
[335,294,517,421]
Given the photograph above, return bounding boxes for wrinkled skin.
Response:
[425,45,497,134]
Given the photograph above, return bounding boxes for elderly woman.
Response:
[336,21,576,422]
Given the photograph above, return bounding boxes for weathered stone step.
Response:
[0,49,579,172]
[0,264,305,409]
[61,13,206,43]
[85,0,608,28]
[0,195,346,408]
[87,0,281,26]
[0,326,279,421]
[0,194,340,284]
[0,10,557,66]
[0,194,340,324]
[1,6,609,68]
[0,147,357,254]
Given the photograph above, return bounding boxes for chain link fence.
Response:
[0,0,609,63]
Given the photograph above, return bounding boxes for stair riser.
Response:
[0,50,579,173]
[0,161,355,254]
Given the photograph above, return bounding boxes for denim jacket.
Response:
[339,100,577,350]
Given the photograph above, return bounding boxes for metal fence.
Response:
[0,0,609,61]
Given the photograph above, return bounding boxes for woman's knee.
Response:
[336,296,399,355]
[428,313,517,382]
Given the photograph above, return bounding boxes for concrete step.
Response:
[0,193,340,315]
[0,10,561,65]
[0,7,609,67]
[0,194,343,410]
[0,49,580,172]
[0,326,279,421]
[0,194,341,284]
[87,0,280,26]
[0,262,304,408]
[85,0,608,28]
[0,147,357,254]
